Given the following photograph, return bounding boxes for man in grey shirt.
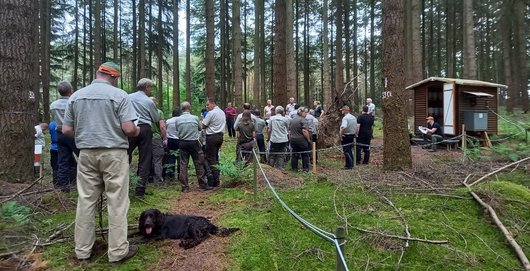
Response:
[267,106,290,168]
[175,101,212,192]
[339,106,357,169]
[127,78,160,198]
[50,80,79,192]
[202,97,226,187]
[62,62,140,264]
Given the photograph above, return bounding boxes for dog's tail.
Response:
[216,227,240,237]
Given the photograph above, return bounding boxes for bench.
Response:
[410,137,460,150]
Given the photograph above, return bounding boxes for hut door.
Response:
[443,83,456,135]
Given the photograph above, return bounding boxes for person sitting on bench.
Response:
[422,116,444,152]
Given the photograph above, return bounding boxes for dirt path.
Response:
[153,189,233,271]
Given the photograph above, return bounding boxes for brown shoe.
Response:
[111,245,138,265]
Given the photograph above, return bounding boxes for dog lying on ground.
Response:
[138,208,239,249]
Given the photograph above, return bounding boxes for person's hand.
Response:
[163,139,168,146]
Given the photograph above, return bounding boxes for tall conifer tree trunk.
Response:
[253,0,263,107]
[273,0,287,106]
[322,0,331,110]
[40,0,51,122]
[382,0,412,170]
[463,0,477,79]
[185,0,191,101]
[285,0,296,102]
[157,0,164,105]
[172,0,180,107]
[73,0,79,90]
[232,0,243,109]
[138,0,146,79]
[514,0,528,112]
[205,0,216,99]
[0,0,39,182]
[94,0,102,70]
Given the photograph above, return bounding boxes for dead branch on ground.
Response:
[463,178,530,270]
[351,227,448,244]
[0,177,43,205]
[467,157,530,187]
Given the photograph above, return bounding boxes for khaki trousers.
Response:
[74,149,130,262]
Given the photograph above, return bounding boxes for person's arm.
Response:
[62,124,75,138]
[267,125,271,142]
[121,121,140,137]
[355,123,360,137]
[159,119,167,142]
[302,128,310,142]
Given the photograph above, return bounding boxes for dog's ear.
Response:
[138,210,146,233]
[154,209,164,227]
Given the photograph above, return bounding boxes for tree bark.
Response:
[273,0,287,107]
[138,0,146,79]
[94,0,102,70]
[40,0,51,122]
[205,0,216,100]
[322,0,331,110]
[185,0,191,102]
[0,0,39,182]
[462,0,477,79]
[253,0,263,108]
[232,0,243,109]
[157,0,164,105]
[514,0,528,112]
[382,0,412,170]
[73,0,79,90]
[172,0,180,107]
[286,0,297,103]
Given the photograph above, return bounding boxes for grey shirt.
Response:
[254,117,267,135]
[166,116,179,139]
[202,106,226,135]
[175,112,201,140]
[63,79,138,149]
[233,112,257,130]
[340,113,357,135]
[129,90,160,126]
[268,114,290,143]
[305,113,318,135]
[50,96,69,130]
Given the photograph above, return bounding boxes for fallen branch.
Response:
[46,221,75,243]
[464,180,530,270]
[0,188,54,199]
[467,156,530,187]
[379,194,410,269]
[351,226,448,244]
[0,177,44,205]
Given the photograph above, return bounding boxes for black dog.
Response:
[138,208,239,249]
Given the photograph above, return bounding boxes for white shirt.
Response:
[202,106,226,135]
[35,125,45,146]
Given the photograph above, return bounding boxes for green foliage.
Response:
[2,201,31,224]
[217,159,253,187]
[129,172,141,193]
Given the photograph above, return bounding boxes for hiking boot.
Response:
[111,245,138,265]
[199,184,213,191]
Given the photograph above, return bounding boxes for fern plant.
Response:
[2,201,31,224]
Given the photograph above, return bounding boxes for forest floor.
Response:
[1,135,529,270]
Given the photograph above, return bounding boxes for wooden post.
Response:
[253,150,258,201]
[462,124,466,162]
[353,137,357,166]
[312,142,317,173]
[525,128,528,145]
[336,226,346,271]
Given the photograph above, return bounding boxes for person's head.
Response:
[96,62,121,86]
[314,100,320,106]
[267,99,272,106]
[426,116,434,124]
[270,106,276,116]
[252,110,261,117]
[243,103,251,110]
[39,122,49,131]
[366,98,372,104]
[172,107,182,117]
[137,78,154,95]
[275,106,285,115]
[227,102,232,108]
[181,101,191,112]
[294,104,300,110]
[57,80,73,96]
[297,106,308,117]
[206,97,217,111]
[341,106,350,115]
[362,105,369,114]
[241,110,252,124]
[289,97,295,104]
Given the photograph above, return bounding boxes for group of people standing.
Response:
[339,99,375,169]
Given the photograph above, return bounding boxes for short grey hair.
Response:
[57,80,72,96]
[297,106,308,116]
[275,106,284,115]
[137,78,153,91]
[180,101,191,111]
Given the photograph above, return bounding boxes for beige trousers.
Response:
[74,149,130,262]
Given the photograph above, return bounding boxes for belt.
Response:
[206,132,223,136]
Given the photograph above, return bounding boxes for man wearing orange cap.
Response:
[63,61,140,264]
[339,106,357,169]
[423,116,444,152]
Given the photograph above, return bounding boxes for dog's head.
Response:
[139,208,164,237]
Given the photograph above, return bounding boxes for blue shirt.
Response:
[49,121,58,151]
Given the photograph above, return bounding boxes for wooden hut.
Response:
[406,77,507,137]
